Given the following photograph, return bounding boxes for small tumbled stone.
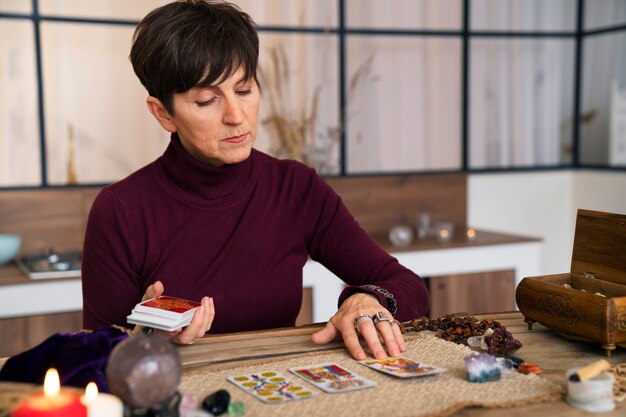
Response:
[227,401,245,416]
[179,392,199,415]
[202,389,230,416]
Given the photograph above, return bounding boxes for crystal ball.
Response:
[105,333,181,408]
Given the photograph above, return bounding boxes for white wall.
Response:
[572,171,626,215]
[468,171,626,276]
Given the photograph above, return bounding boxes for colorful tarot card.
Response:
[358,357,446,378]
[289,363,376,393]
[227,371,319,404]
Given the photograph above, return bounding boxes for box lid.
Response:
[571,209,626,285]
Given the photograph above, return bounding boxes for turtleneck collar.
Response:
[155,133,256,206]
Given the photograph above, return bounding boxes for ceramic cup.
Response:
[566,368,615,413]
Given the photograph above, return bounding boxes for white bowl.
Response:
[0,234,21,265]
[567,368,615,412]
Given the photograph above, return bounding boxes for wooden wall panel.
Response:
[0,173,468,257]
[327,173,467,237]
[0,189,99,254]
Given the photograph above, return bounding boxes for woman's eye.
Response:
[236,89,252,96]
[196,98,216,107]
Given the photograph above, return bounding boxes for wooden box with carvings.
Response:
[516,209,626,356]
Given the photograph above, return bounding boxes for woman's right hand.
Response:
[134,280,215,345]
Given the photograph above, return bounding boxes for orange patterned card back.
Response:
[140,296,200,313]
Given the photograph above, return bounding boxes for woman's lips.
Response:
[222,134,247,144]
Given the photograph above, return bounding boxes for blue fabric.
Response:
[0,326,128,393]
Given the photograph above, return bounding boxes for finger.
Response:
[341,318,367,360]
[173,303,206,345]
[143,280,164,301]
[375,320,400,357]
[197,297,214,338]
[391,322,406,352]
[359,319,387,360]
[311,320,339,345]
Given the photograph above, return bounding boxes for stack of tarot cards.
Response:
[127,295,200,331]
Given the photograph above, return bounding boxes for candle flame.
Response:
[440,230,449,238]
[43,369,60,398]
[84,382,98,402]
[467,228,476,238]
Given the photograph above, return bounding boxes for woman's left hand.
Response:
[311,293,406,360]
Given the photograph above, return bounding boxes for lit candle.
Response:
[81,382,124,417]
[12,369,87,417]
[466,228,477,241]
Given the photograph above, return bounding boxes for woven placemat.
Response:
[180,334,563,417]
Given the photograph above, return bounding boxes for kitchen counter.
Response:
[0,263,82,318]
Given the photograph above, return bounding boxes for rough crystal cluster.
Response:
[464,352,501,383]
[484,327,522,356]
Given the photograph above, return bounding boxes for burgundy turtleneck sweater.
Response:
[82,135,429,332]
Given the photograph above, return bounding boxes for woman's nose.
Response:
[222,96,244,125]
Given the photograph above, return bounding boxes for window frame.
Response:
[1,0,625,189]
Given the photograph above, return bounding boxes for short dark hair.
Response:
[130,0,259,114]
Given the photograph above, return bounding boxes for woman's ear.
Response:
[146,97,177,133]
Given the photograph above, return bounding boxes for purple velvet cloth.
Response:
[0,326,128,393]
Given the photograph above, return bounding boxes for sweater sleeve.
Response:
[81,188,144,330]
[301,168,429,321]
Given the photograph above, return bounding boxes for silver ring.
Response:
[390,320,401,327]
[354,313,373,333]
[372,311,391,325]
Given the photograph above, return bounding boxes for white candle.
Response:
[81,383,123,417]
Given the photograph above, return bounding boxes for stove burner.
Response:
[18,250,82,279]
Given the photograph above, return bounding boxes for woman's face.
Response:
[157,67,260,167]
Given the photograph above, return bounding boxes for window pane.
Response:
[0,19,40,186]
[585,0,626,30]
[346,0,461,30]
[257,33,340,175]
[0,0,31,13]
[39,0,166,20]
[580,31,626,166]
[235,0,337,27]
[471,0,577,31]
[346,36,461,174]
[470,39,575,169]
[41,22,169,185]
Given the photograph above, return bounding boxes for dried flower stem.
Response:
[259,41,375,175]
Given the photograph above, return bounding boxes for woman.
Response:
[82,0,429,361]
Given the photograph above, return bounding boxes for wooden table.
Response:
[1,311,625,416]
[176,311,626,416]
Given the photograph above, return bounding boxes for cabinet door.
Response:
[0,311,83,358]
[295,287,313,326]
[427,270,515,318]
